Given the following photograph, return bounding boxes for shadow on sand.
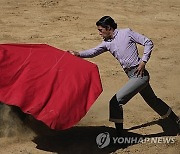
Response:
[27,117,179,154]
[0,104,178,154]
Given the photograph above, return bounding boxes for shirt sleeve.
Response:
[128,28,154,62]
[79,41,107,58]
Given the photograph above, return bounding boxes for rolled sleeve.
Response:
[128,29,154,63]
[142,39,154,62]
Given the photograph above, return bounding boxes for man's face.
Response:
[97,26,111,40]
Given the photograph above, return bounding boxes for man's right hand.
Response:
[67,51,80,57]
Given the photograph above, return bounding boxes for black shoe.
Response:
[116,129,128,137]
[115,123,124,137]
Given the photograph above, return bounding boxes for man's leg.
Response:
[139,83,179,131]
[109,95,123,135]
[109,74,149,135]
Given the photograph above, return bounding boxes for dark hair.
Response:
[96,16,117,30]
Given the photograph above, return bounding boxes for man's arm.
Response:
[128,28,154,76]
[69,41,107,58]
[128,28,154,63]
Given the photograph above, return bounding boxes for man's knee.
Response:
[145,96,160,106]
[109,95,124,108]
[110,95,118,106]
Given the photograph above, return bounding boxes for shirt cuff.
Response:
[141,55,149,63]
[79,51,86,58]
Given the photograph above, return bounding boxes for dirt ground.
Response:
[0,0,180,153]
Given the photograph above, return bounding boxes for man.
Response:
[69,16,180,135]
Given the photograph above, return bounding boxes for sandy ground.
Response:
[0,0,180,153]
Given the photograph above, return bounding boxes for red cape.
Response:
[0,44,102,130]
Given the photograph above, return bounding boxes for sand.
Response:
[0,0,179,153]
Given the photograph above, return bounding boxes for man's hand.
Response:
[67,51,80,57]
[134,61,146,77]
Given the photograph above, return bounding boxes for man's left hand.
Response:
[134,61,146,77]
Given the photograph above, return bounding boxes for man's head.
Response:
[96,16,117,40]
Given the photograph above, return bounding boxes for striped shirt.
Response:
[79,28,154,69]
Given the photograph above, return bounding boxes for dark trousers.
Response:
[109,68,172,124]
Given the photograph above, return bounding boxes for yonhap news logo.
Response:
[96,132,111,148]
[96,132,176,149]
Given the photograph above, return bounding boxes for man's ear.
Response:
[106,26,111,31]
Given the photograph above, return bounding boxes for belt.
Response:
[124,65,138,73]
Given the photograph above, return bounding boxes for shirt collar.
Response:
[104,29,118,42]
